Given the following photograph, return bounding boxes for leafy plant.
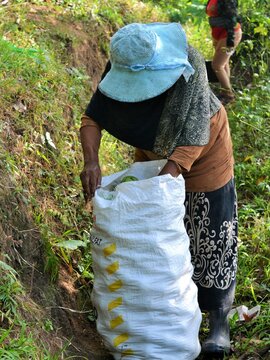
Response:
[0,259,23,323]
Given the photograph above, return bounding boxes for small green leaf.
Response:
[55,240,86,250]
[0,261,17,275]
[254,25,268,36]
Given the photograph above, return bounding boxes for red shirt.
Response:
[206,0,219,17]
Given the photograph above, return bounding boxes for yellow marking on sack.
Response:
[113,333,129,347]
[122,349,135,357]
[110,315,124,329]
[108,297,123,311]
[103,243,116,257]
[106,261,119,274]
[108,279,123,292]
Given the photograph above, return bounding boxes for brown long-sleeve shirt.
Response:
[81,105,234,192]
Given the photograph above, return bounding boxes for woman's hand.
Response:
[80,161,101,202]
[158,160,182,177]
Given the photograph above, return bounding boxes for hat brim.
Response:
[98,23,191,103]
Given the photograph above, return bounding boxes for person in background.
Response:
[80,22,238,359]
[206,0,242,105]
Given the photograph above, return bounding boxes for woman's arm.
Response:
[80,119,102,201]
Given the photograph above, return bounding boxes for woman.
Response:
[80,22,238,358]
[206,0,242,104]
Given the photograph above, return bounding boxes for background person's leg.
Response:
[212,38,232,94]
[224,61,230,79]
[212,30,242,105]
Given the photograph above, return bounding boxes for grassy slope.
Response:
[0,0,269,358]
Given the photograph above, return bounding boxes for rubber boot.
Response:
[201,307,231,359]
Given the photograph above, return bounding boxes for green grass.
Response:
[227,78,270,358]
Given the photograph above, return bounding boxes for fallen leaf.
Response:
[256,176,266,185]
[229,304,261,322]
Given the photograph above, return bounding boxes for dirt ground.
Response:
[50,269,114,359]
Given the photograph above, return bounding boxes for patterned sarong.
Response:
[184,178,238,310]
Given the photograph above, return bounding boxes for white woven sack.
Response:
[91,160,201,360]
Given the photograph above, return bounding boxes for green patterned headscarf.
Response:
[153,46,221,157]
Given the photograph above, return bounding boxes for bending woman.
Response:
[80,22,238,358]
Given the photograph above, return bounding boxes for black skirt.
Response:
[184,178,238,311]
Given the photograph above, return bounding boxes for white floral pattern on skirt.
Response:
[184,190,238,290]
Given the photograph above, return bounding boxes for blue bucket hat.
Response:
[98,22,195,102]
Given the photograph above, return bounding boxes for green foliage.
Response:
[226,77,270,358]
[0,323,64,359]
[141,0,206,23]
[0,260,60,359]
[235,0,270,78]
[0,324,38,360]
[0,260,23,323]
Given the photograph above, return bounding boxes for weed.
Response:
[0,259,23,323]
